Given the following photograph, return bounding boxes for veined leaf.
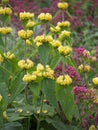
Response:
[1,122,23,130]
[41,78,59,111]
[56,85,75,121]
[39,44,50,66]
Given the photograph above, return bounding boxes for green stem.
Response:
[62,11,65,21]
[36,119,40,130]
[25,83,28,104]
[27,116,30,130]
[0,64,13,75]
[24,40,27,59]
[44,24,47,35]
[36,93,44,130]
[4,36,7,52]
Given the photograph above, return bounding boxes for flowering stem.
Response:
[62,11,65,21]
[24,40,27,59]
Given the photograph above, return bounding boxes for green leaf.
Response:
[0,82,8,110]
[0,34,4,46]
[46,118,69,130]
[10,71,26,102]
[50,53,61,69]
[0,108,3,128]
[2,122,23,130]
[41,79,59,111]
[7,104,34,122]
[38,44,50,66]
[30,82,40,104]
[2,15,10,26]
[56,85,75,121]
[46,118,83,130]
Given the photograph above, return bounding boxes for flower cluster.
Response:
[18,29,33,39]
[34,35,53,47]
[23,73,36,82]
[33,63,54,79]
[50,26,60,33]
[65,66,81,82]
[74,47,90,65]
[92,77,98,85]
[38,13,52,22]
[50,40,61,48]
[0,27,12,35]
[78,64,91,72]
[72,86,96,104]
[0,52,14,62]
[58,45,72,56]
[0,7,12,15]
[56,74,72,86]
[18,59,34,69]
[26,39,32,45]
[4,51,15,60]
[88,125,96,130]
[26,21,36,28]
[57,21,71,28]
[57,2,68,10]
[59,30,71,41]
[19,12,34,20]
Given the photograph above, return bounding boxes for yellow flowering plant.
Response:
[0,1,98,130]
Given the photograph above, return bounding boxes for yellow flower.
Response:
[26,30,33,39]
[50,26,60,33]
[19,12,34,20]
[26,21,36,28]
[59,30,71,41]
[56,75,72,86]
[36,109,48,114]
[84,65,91,72]
[83,49,90,57]
[3,111,8,120]
[37,63,44,71]
[18,29,33,39]
[17,109,23,113]
[90,56,97,62]
[88,125,96,130]
[0,27,12,35]
[93,96,98,104]
[4,7,12,15]
[57,2,68,10]
[38,13,52,21]
[23,73,36,82]
[26,39,32,45]
[45,13,52,21]
[0,54,4,62]
[78,64,83,71]
[0,7,12,15]
[50,40,61,48]
[26,110,30,114]
[92,77,98,85]
[0,94,2,102]
[18,59,34,69]
[57,21,71,28]
[58,45,72,56]
[34,35,53,46]
[4,51,15,59]
[34,64,54,79]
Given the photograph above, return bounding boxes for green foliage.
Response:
[38,44,50,66]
